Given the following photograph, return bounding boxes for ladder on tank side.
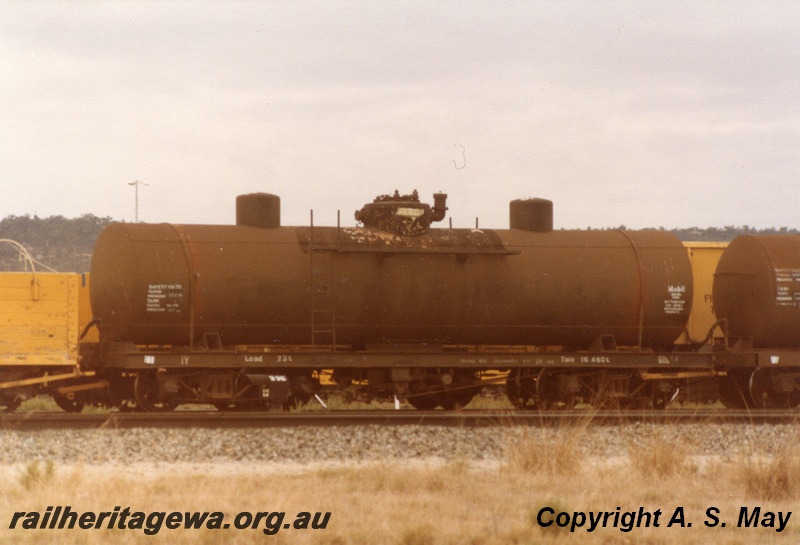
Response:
[309,210,338,347]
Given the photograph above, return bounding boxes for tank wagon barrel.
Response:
[713,235,800,348]
[90,194,693,351]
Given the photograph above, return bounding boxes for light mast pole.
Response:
[128,180,149,222]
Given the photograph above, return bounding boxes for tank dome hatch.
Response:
[354,190,448,236]
[236,193,280,228]
[510,198,553,232]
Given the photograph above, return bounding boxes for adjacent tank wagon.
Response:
[712,234,800,408]
[713,235,800,347]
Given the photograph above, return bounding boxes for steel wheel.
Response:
[407,381,439,410]
[651,384,679,410]
[505,368,537,410]
[406,392,439,410]
[1,397,21,413]
[536,368,576,410]
[134,372,176,412]
[749,369,799,409]
[436,388,476,410]
[718,369,755,409]
[52,392,85,413]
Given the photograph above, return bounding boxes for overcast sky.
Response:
[1,1,798,230]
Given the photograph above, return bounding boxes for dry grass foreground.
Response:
[1,424,799,544]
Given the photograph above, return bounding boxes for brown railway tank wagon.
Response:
[86,192,719,411]
[0,193,798,412]
[712,235,800,408]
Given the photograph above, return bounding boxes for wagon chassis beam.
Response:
[100,342,718,371]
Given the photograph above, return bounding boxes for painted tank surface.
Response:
[90,195,694,349]
[713,235,800,347]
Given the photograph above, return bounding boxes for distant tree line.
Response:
[610,225,800,241]
[0,214,796,273]
[670,225,799,241]
[0,214,113,272]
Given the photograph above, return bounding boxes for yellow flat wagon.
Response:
[0,272,80,366]
[0,272,95,410]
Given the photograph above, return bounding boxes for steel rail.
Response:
[1,409,800,430]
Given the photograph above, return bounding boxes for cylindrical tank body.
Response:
[713,235,800,347]
[90,223,693,348]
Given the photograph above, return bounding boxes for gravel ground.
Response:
[0,423,797,465]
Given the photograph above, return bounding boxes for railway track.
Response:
[2,409,800,430]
